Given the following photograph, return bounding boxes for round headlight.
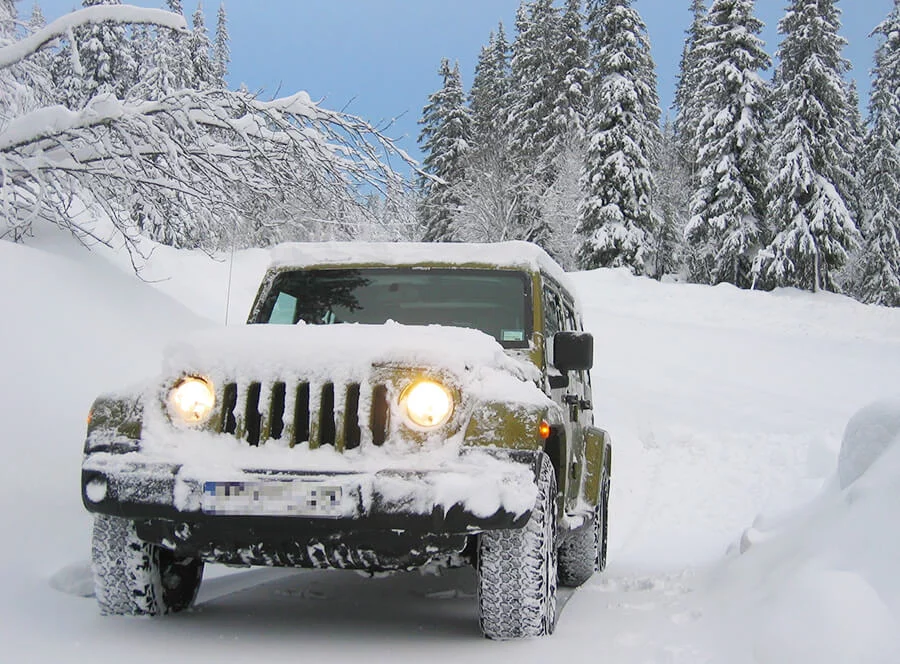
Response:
[400,380,453,428]
[169,376,215,424]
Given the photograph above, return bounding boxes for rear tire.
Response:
[92,514,204,616]
[598,465,610,572]
[557,508,600,587]
[477,454,557,639]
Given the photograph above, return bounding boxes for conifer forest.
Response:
[2,0,899,307]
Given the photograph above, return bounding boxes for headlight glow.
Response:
[169,376,215,424]
[400,380,453,428]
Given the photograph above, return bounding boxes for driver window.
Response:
[543,287,564,364]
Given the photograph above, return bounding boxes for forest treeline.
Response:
[1,0,898,306]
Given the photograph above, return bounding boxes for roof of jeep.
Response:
[269,240,572,288]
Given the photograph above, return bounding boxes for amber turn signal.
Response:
[539,420,551,439]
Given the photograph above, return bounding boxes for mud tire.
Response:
[477,454,557,639]
[92,514,204,616]
[557,508,600,588]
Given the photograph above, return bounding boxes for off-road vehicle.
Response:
[81,240,612,639]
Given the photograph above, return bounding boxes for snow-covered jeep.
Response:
[81,241,612,639]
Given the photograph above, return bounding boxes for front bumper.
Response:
[81,448,543,535]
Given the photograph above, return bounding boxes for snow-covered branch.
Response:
[0,6,186,70]
[0,87,416,251]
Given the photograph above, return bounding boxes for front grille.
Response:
[217,380,390,450]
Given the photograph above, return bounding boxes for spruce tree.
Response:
[854,0,900,306]
[213,1,229,88]
[469,23,510,150]
[673,0,707,184]
[545,0,591,163]
[189,2,214,89]
[131,0,191,99]
[684,0,771,288]
[651,118,689,279]
[418,59,471,242]
[67,0,136,105]
[577,0,661,273]
[507,0,560,181]
[756,0,859,292]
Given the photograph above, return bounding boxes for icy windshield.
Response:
[255,268,532,348]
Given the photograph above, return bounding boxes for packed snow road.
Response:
[1,232,898,662]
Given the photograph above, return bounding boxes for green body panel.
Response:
[86,396,143,440]
[582,426,612,508]
[462,402,547,452]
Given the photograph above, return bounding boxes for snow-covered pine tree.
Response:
[544,0,590,166]
[684,0,770,288]
[651,117,689,279]
[673,0,707,185]
[469,23,510,150]
[577,0,661,273]
[507,0,560,182]
[189,2,214,89]
[756,0,859,292]
[459,23,529,246]
[132,0,191,99]
[213,1,229,88]
[853,0,900,306]
[53,0,137,107]
[24,3,53,106]
[418,58,471,242]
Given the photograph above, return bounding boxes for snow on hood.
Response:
[162,321,541,389]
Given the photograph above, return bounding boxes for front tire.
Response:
[477,454,558,639]
[92,514,204,616]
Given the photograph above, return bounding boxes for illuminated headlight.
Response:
[168,376,215,424]
[400,380,453,428]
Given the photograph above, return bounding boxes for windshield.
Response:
[255,268,532,348]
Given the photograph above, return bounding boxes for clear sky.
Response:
[30,0,895,165]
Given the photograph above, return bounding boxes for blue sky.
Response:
[33,0,894,165]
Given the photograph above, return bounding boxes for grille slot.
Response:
[270,382,286,440]
[319,383,336,448]
[345,383,361,450]
[245,382,262,446]
[371,384,389,446]
[218,380,388,449]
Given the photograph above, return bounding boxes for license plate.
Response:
[201,480,345,517]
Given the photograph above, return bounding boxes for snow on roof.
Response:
[269,241,572,290]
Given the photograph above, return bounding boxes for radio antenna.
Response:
[224,212,237,325]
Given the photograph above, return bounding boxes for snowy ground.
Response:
[1,229,899,663]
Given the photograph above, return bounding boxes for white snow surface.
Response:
[2,230,900,662]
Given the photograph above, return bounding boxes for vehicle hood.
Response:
[162,321,540,388]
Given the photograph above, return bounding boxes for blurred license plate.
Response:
[201,480,345,517]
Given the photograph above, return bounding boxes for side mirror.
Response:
[553,331,593,372]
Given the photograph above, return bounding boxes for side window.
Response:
[543,287,566,367]
[543,288,561,338]
[563,303,577,332]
